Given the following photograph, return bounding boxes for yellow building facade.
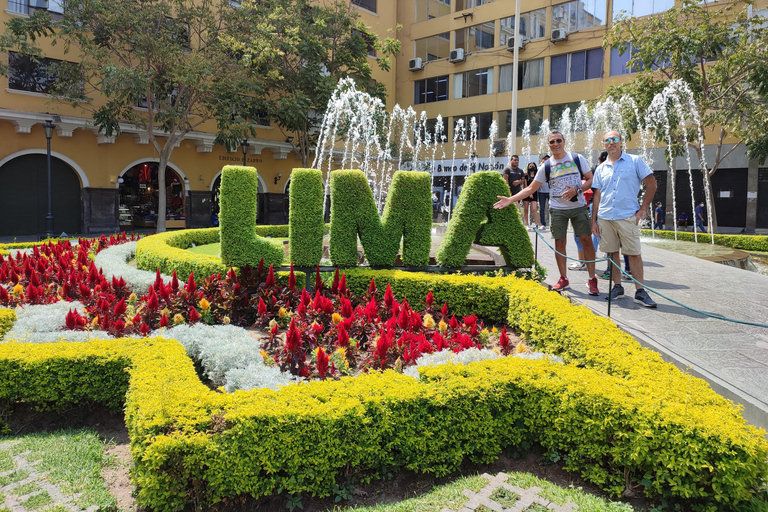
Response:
[1,0,766,236]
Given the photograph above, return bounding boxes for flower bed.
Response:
[1,231,767,511]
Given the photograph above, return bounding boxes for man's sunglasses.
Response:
[604,136,621,144]
[548,138,563,144]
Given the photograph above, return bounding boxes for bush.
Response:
[329,170,432,267]
[289,169,325,267]
[436,172,533,269]
[219,165,284,268]
[0,308,16,340]
[641,229,768,253]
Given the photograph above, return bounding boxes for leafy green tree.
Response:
[0,0,263,232]
[603,0,768,232]
[227,0,401,168]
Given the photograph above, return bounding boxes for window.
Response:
[609,44,644,75]
[453,67,493,99]
[501,106,544,137]
[414,75,449,104]
[455,22,495,53]
[415,117,448,144]
[351,0,376,13]
[612,0,674,20]
[550,48,603,84]
[352,29,376,57]
[8,0,63,14]
[499,58,544,92]
[453,112,493,140]
[8,52,83,97]
[500,8,547,44]
[551,0,607,33]
[455,0,494,10]
[415,33,451,61]
[549,102,582,130]
[415,0,451,22]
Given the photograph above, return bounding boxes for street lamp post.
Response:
[43,119,56,239]
[241,139,249,166]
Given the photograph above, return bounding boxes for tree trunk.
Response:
[156,149,169,233]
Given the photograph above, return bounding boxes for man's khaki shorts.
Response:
[598,216,642,255]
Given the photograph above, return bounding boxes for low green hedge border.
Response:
[0,270,765,511]
[641,229,768,253]
[134,228,302,284]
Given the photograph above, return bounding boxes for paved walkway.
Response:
[527,230,768,431]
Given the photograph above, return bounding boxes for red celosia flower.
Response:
[316,347,329,378]
[263,265,275,288]
[299,367,309,377]
[425,291,434,307]
[336,323,349,346]
[449,315,459,330]
[463,314,477,329]
[159,315,169,328]
[410,311,422,330]
[257,258,264,276]
[185,273,197,294]
[340,298,353,318]
[374,329,391,365]
[227,267,237,282]
[270,323,280,335]
[416,333,434,355]
[384,283,394,309]
[146,288,159,310]
[171,270,180,292]
[338,274,347,296]
[285,318,302,354]
[331,268,340,294]
[189,307,201,324]
[114,319,125,332]
[397,332,410,349]
[257,297,268,316]
[364,296,380,322]
[312,322,324,336]
[499,325,510,355]
[297,302,306,316]
[0,286,9,303]
[314,265,323,291]
[113,298,127,317]
[65,309,79,330]
[368,278,376,295]
[441,302,449,317]
[398,299,410,330]
[139,322,150,335]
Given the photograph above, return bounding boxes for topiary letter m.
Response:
[330,170,432,267]
[219,165,284,268]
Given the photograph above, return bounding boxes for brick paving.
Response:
[441,473,578,512]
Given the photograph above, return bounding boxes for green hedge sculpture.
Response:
[219,165,284,268]
[436,171,533,268]
[329,170,432,267]
[289,169,325,267]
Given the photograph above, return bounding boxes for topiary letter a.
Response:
[436,171,533,268]
[330,170,432,267]
[219,165,284,268]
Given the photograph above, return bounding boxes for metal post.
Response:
[241,139,249,166]
[44,120,55,239]
[606,254,613,318]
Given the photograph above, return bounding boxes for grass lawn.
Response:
[187,238,289,257]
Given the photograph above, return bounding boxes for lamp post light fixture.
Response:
[43,119,56,239]
[240,139,249,166]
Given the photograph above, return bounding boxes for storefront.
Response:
[118,162,186,229]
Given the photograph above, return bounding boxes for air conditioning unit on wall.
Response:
[506,37,526,51]
[449,48,465,63]
[551,28,568,42]
[408,57,423,71]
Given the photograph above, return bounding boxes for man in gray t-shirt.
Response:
[493,131,599,296]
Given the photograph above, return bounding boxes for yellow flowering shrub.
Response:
[0,308,16,340]
[0,270,766,512]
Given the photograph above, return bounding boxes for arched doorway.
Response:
[211,174,267,224]
[118,163,186,229]
[0,154,82,236]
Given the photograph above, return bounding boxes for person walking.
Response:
[591,130,658,308]
[522,162,541,231]
[537,154,550,231]
[494,131,599,296]
[654,202,665,230]
[502,155,525,214]
[695,201,707,233]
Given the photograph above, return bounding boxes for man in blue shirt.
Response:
[695,202,707,233]
[591,130,658,308]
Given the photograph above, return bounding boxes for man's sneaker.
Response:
[605,284,625,300]
[568,261,586,270]
[539,226,548,232]
[598,269,612,280]
[587,277,599,296]
[526,225,534,231]
[552,277,570,291]
[621,270,632,281]
[634,289,657,308]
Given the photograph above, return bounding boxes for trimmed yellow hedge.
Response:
[0,272,766,511]
[0,308,16,341]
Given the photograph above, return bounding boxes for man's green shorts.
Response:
[549,205,592,239]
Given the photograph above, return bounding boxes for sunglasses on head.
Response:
[604,136,621,144]
[548,138,563,144]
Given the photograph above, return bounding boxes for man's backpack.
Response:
[543,152,584,183]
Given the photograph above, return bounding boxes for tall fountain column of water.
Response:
[559,107,573,154]
[429,114,447,197]
[447,118,466,224]
[468,116,479,172]
[521,120,532,168]
[536,119,551,160]
[487,120,498,172]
